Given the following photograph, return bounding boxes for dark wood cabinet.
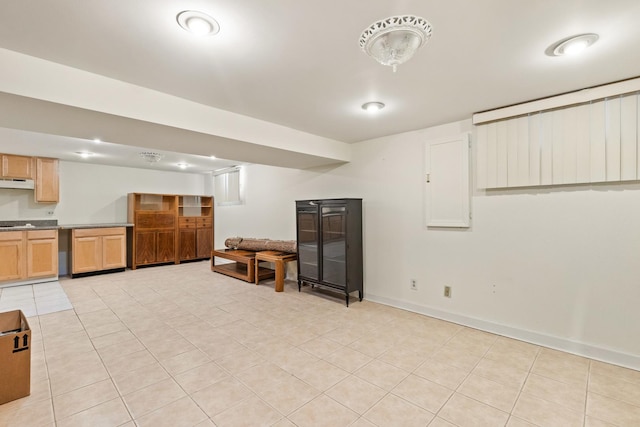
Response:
[128,193,178,268]
[178,196,213,262]
[134,228,175,266]
[296,198,363,306]
[196,227,213,258]
[179,228,197,260]
[129,193,214,269]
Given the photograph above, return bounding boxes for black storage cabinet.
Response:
[295,198,363,306]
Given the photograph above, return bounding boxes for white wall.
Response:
[215,119,640,370]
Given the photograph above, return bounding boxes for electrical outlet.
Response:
[47,211,54,216]
[410,279,417,290]
[444,286,452,298]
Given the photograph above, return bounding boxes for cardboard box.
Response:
[0,310,31,405]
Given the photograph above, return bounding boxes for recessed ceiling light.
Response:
[93,138,101,143]
[209,155,217,159]
[176,11,220,36]
[176,163,189,169]
[361,102,385,113]
[547,33,599,57]
[75,151,95,159]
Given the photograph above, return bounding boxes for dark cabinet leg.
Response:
[359,290,363,301]
[298,280,301,292]
[346,293,349,307]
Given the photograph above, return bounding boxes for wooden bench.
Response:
[254,250,298,292]
[211,249,275,283]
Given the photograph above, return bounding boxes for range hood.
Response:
[0,178,35,190]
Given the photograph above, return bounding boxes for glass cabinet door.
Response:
[297,207,319,280]
[321,206,346,285]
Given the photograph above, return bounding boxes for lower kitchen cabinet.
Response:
[0,231,24,281]
[26,230,58,278]
[72,227,126,276]
[0,229,58,283]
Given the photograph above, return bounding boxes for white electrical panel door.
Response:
[424,133,470,228]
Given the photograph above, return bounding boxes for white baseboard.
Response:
[365,293,640,372]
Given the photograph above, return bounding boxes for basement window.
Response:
[214,166,242,205]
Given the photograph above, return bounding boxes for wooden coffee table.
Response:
[254,251,297,292]
[211,249,274,283]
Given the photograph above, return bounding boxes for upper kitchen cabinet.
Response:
[2,154,34,179]
[35,157,59,203]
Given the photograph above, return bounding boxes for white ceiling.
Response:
[0,0,639,172]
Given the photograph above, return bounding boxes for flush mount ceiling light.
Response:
[361,101,385,112]
[359,15,433,72]
[177,10,220,36]
[139,152,163,163]
[547,33,599,57]
[176,163,190,169]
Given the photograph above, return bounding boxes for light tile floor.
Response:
[1,261,639,426]
[0,281,73,317]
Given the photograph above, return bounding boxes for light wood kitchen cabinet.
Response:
[72,227,126,276]
[0,231,25,281]
[1,154,34,179]
[35,157,59,203]
[26,229,58,278]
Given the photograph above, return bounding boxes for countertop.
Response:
[58,223,134,229]
[0,225,60,231]
[0,222,133,232]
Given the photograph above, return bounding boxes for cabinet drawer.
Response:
[0,231,23,241]
[179,223,196,229]
[74,227,126,238]
[136,213,175,229]
[27,229,57,240]
[179,217,196,227]
[197,217,212,228]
